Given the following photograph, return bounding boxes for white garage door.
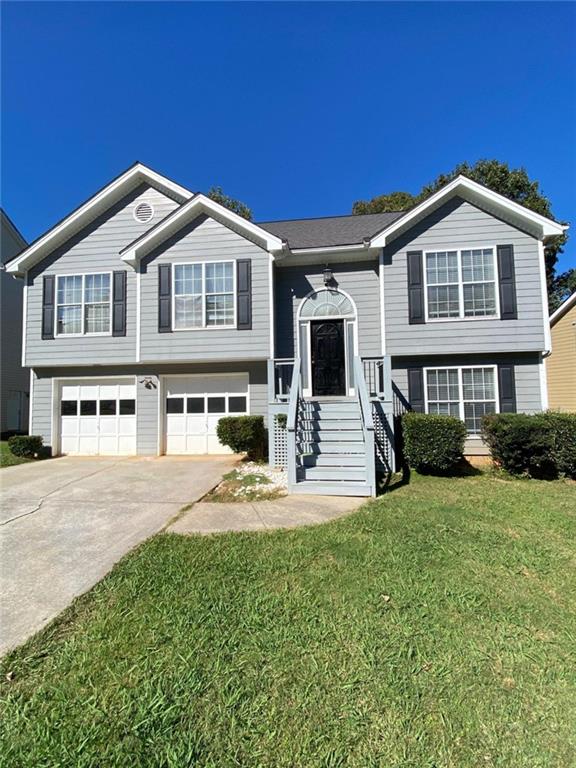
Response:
[164,374,249,454]
[59,379,136,456]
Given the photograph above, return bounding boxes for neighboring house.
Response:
[5,163,567,495]
[547,291,576,411]
[1,209,28,435]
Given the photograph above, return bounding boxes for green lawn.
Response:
[1,473,575,767]
[0,440,32,468]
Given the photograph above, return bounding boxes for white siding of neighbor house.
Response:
[139,216,270,362]
[382,197,547,355]
[25,185,179,367]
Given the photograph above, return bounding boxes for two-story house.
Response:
[5,163,566,495]
[1,209,29,435]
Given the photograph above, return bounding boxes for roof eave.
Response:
[120,194,285,266]
[369,175,568,248]
[5,163,194,276]
[549,291,576,326]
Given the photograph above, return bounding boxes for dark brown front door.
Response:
[311,320,346,397]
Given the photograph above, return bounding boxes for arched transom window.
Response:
[299,289,355,319]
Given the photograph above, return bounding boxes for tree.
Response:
[352,159,569,307]
[207,186,252,221]
[549,268,576,312]
[352,190,416,215]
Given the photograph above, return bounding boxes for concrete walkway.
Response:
[1,455,235,655]
[168,494,365,535]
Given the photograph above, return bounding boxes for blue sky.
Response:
[2,1,575,271]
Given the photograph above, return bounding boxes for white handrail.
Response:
[286,357,301,488]
[353,356,376,495]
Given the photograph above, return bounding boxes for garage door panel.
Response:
[164,374,249,455]
[58,379,136,456]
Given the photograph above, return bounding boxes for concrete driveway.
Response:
[0,455,236,655]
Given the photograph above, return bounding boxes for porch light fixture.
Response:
[322,266,333,286]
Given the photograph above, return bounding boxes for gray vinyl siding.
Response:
[275,261,381,358]
[30,362,267,456]
[391,352,543,455]
[139,217,270,362]
[1,216,28,431]
[383,198,547,355]
[25,185,179,367]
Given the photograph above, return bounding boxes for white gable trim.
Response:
[549,290,576,326]
[369,175,567,248]
[5,163,193,276]
[120,194,286,266]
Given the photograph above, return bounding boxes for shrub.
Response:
[216,416,267,460]
[276,413,287,429]
[402,412,466,474]
[8,434,44,458]
[482,412,576,479]
[547,412,576,479]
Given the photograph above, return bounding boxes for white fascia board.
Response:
[369,175,568,248]
[121,194,285,266]
[549,290,576,326]
[5,163,194,276]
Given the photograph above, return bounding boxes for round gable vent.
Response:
[134,201,154,223]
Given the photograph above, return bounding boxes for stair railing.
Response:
[353,356,376,496]
[286,357,302,488]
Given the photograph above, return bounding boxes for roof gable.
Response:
[120,194,285,266]
[369,176,567,248]
[550,291,576,327]
[5,163,193,275]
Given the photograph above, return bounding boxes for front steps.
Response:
[292,399,373,496]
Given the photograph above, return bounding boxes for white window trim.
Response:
[55,272,113,337]
[423,246,501,322]
[171,260,237,331]
[423,365,500,436]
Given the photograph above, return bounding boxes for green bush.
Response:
[482,412,576,479]
[216,416,267,460]
[547,412,576,478]
[276,413,287,429]
[402,412,467,474]
[8,434,44,458]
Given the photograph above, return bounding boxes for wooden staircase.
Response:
[293,399,373,496]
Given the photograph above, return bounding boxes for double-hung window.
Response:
[56,273,111,335]
[425,248,498,320]
[425,366,498,435]
[173,261,235,329]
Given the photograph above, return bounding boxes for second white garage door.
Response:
[164,374,249,454]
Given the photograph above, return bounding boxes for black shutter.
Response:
[42,275,55,339]
[407,367,425,412]
[497,245,517,320]
[407,251,425,324]
[158,264,172,333]
[112,271,127,337]
[498,365,517,413]
[237,259,252,330]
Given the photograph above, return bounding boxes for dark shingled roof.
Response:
[257,211,405,250]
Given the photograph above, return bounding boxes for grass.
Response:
[0,441,32,468]
[204,468,285,502]
[1,473,575,767]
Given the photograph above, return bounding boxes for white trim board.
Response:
[5,163,193,276]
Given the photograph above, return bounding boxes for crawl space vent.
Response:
[134,202,154,223]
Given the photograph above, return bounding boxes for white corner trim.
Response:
[5,163,193,276]
[121,194,285,267]
[539,355,549,411]
[537,240,552,354]
[379,250,386,355]
[268,253,275,358]
[136,270,141,363]
[369,175,567,248]
[28,368,34,434]
[21,279,28,366]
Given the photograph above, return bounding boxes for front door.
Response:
[311,320,346,396]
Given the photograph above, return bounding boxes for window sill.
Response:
[54,332,113,338]
[172,325,237,332]
[424,315,500,323]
